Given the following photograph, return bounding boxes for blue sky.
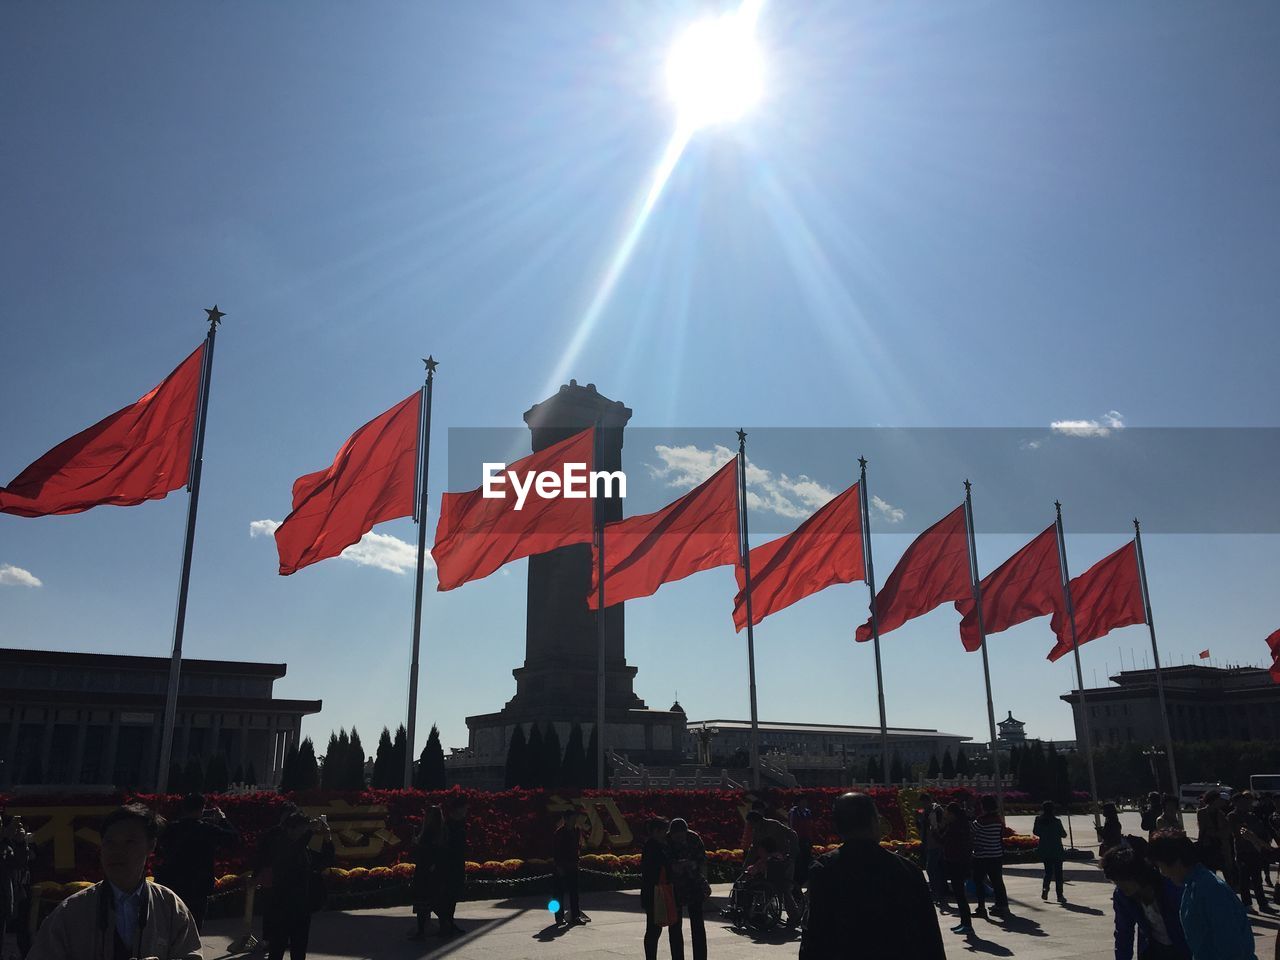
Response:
[3,2,1278,757]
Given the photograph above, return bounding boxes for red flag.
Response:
[1046,541,1147,662]
[434,427,595,591]
[0,344,205,517]
[855,504,968,642]
[275,392,421,576]
[954,525,1061,652]
[589,459,739,608]
[733,483,863,632]
[1199,649,1211,660]
[1266,630,1280,683]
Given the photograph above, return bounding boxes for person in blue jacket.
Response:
[1101,843,1191,960]
[1148,832,1257,960]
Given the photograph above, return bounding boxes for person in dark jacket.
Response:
[800,792,944,960]
[1102,844,1191,960]
[971,795,1009,918]
[437,798,468,935]
[261,811,334,960]
[1,814,36,958]
[1229,791,1275,914]
[1034,801,1068,903]
[937,801,973,934]
[1100,803,1125,858]
[641,818,678,960]
[1141,793,1162,837]
[155,792,238,931]
[667,819,708,960]
[408,805,450,939]
[552,809,588,926]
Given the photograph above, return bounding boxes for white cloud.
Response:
[645,444,900,524]
[249,519,281,538]
[871,495,905,524]
[1020,439,1043,451]
[1051,411,1125,438]
[249,519,426,576]
[0,564,42,588]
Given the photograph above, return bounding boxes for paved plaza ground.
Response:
[196,864,1280,960]
[195,811,1280,960]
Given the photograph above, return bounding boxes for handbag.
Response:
[652,868,678,927]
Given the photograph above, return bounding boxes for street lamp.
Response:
[1142,746,1166,790]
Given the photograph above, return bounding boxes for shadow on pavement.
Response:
[986,910,1048,938]
[1059,902,1106,917]
[719,921,800,946]
[956,931,1014,957]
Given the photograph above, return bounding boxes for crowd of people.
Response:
[4,787,1279,959]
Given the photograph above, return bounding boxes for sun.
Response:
[665,8,764,130]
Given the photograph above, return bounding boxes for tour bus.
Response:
[1179,782,1233,809]
[1250,774,1280,795]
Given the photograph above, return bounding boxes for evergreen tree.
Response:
[182,755,205,792]
[866,756,881,783]
[927,754,941,779]
[233,764,246,785]
[504,726,528,788]
[206,753,230,792]
[941,749,956,779]
[524,724,546,788]
[392,725,408,788]
[167,763,182,794]
[247,761,261,788]
[421,725,447,789]
[294,738,319,790]
[890,751,905,784]
[372,727,394,788]
[347,728,366,790]
[542,724,563,788]
[279,742,299,790]
[956,746,971,777]
[321,731,342,790]
[561,723,587,789]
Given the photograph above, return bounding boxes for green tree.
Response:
[321,731,342,789]
[504,726,528,788]
[866,756,881,784]
[372,727,395,788]
[927,754,941,779]
[956,746,971,777]
[392,725,408,787]
[293,738,318,790]
[279,742,299,790]
[182,755,205,792]
[524,724,546,788]
[419,725,447,789]
[542,724,563,788]
[347,728,366,790]
[890,751,905,784]
[205,753,230,792]
[941,749,956,779]
[561,723,587,789]
[247,760,262,788]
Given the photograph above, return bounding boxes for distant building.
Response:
[1061,664,1280,746]
[685,719,971,785]
[997,711,1027,745]
[0,647,321,791]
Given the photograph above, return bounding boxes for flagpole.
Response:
[858,457,891,786]
[737,430,762,790]
[1133,518,1179,795]
[595,418,608,789]
[404,356,437,788]
[156,306,223,793]
[1054,501,1101,832]
[963,481,1005,816]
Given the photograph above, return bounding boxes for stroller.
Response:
[722,855,787,932]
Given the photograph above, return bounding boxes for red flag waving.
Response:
[434,427,595,591]
[733,484,863,632]
[275,392,421,576]
[954,524,1061,652]
[1266,630,1280,683]
[0,344,205,517]
[1198,649,1211,660]
[855,505,968,642]
[1046,541,1146,662]
[590,459,739,608]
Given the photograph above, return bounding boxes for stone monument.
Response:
[461,381,688,786]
